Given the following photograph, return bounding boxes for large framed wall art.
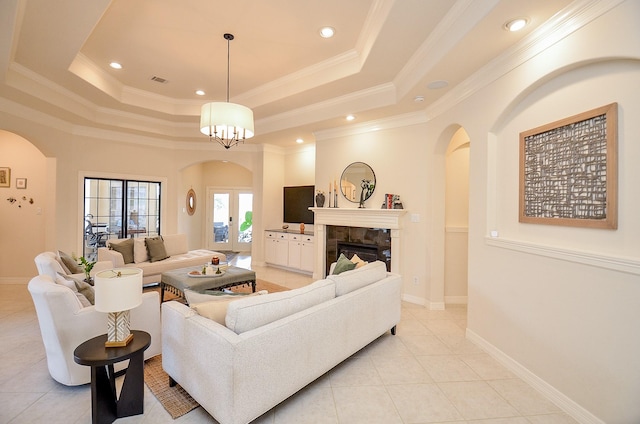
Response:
[519,103,618,229]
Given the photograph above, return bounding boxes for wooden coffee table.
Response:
[160,265,256,302]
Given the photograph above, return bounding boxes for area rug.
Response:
[144,355,199,419]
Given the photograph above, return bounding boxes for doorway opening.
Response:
[205,188,252,252]
[444,127,470,304]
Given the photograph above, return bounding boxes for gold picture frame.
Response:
[0,167,10,188]
[519,103,618,229]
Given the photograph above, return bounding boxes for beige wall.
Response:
[445,128,469,302]
[0,131,50,281]
[0,1,639,421]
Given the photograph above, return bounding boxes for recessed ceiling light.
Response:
[414,95,425,103]
[319,27,335,38]
[504,18,528,32]
[109,62,122,70]
[346,115,355,121]
[296,138,304,144]
[427,80,448,90]
[195,90,205,96]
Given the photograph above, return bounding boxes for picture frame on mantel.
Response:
[0,167,9,188]
[519,103,618,229]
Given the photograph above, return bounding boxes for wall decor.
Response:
[186,188,196,216]
[0,167,9,188]
[519,103,617,229]
[16,178,27,189]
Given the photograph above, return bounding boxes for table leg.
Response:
[160,282,165,303]
[251,279,256,293]
[116,350,145,418]
[91,365,117,424]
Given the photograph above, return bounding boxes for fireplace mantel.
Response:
[310,207,406,278]
[310,207,406,229]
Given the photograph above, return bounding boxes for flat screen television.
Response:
[283,185,314,225]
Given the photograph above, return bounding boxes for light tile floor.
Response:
[0,256,578,424]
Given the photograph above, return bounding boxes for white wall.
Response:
[438,3,639,422]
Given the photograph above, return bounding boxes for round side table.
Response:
[74,330,150,424]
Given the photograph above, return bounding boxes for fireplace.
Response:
[327,226,391,275]
[310,208,406,278]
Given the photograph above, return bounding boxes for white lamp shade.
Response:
[200,102,254,139]
[94,268,143,313]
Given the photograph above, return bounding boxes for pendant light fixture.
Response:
[200,33,254,149]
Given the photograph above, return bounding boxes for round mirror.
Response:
[340,162,376,206]
[186,189,196,216]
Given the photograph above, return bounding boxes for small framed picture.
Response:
[16,178,27,189]
[0,167,9,188]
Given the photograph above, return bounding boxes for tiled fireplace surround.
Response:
[311,208,406,279]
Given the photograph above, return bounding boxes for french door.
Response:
[206,188,252,252]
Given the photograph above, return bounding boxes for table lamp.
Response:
[94,268,143,347]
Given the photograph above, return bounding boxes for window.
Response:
[83,178,161,259]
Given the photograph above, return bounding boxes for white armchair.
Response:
[27,275,161,386]
[34,251,112,281]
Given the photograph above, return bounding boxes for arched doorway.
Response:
[444,128,470,304]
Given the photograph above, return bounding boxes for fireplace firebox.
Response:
[326,225,391,275]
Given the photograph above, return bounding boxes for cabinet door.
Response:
[274,235,288,266]
[288,239,301,269]
[265,237,277,264]
[300,235,314,272]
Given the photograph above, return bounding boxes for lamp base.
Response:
[105,310,133,348]
[105,333,134,348]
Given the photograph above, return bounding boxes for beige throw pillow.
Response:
[133,238,150,263]
[190,290,267,325]
[145,236,169,262]
[109,239,135,264]
[350,253,368,269]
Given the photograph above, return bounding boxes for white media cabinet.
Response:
[264,230,314,274]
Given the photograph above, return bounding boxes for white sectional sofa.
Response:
[98,234,226,285]
[161,261,401,424]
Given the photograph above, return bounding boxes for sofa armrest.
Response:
[97,247,125,267]
[130,291,161,358]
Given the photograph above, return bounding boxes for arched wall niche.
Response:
[491,58,640,134]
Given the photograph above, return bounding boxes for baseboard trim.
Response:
[444,295,467,304]
[401,293,425,306]
[466,328,605,424]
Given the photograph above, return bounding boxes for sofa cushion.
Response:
[162,234,188,257]
[225,278,335,334]
[133,239,150,263]
[110,239,135,264]
[58,251,83,274]
[328,260,388,296]
[332,253,356,275]
[55,274,92,307]
[189,290,267,325]
[146,236,169,262]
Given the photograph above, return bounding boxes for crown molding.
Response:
[314,110,427,141]
[425,0,626,120]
